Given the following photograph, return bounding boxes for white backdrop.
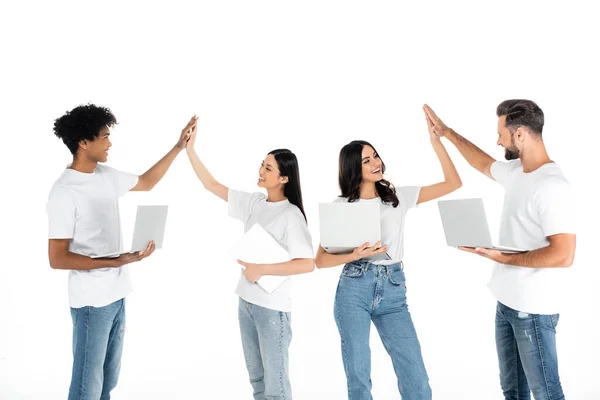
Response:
[1,1,598,399]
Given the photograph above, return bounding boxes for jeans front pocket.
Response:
[341,265,364,279]
[388,264,406,286]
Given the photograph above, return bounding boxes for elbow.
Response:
[560,254,574,268]
[305,259,316,273]
[315,257,325,269]
[49,257,61,270]
[452,175,463,190]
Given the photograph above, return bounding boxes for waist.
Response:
[346,259,403,270]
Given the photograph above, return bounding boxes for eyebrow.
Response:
[362,152,377,161]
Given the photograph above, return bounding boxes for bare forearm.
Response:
[186,148,228,200]
[431,139,462,187]
[187,149,218,188]
[316,252,357,269]
[446,129,495,175]
[50,252,119,270]
[140,146,182,189]
[501,246,573,268]
[261,258,314,275]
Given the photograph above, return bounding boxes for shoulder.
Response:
[283,204,307,226]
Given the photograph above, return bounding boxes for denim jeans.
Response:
[69,298,126,400]
[334,260,431,400]
[238,297,292,400]
[496,302,564,400]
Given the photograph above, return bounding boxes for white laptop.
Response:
[437,198,526,253]
[229,224,290,294]
[92,205,169,258]
[319,202,390,261]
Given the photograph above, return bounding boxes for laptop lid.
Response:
[131,205,169,252]
[437,198,495,249]
[319,202,381,252]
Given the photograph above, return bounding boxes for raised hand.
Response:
[176,115,198,150]
[423,104,451,138]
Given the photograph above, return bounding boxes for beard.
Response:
[504,146,520,160]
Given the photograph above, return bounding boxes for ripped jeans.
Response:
[495,302,564,400]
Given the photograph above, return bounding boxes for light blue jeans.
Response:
[238,298,292,400]
[69,298,126,400]
[496,302,564,400]
[334,260,431,400]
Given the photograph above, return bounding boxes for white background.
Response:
[1,1,598,399]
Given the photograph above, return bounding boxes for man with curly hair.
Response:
[46,104,197,400]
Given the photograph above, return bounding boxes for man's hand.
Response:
[458,246,509,263]
[113,241,156,268]
[423,104,452,138]
[175,115,198,150]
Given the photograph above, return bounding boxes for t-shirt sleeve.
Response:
[490,161,515,188]
[397,186,421,210]
[535,178,576,236]
[105,166,139,196]
[228,189,263,223]
[284,212,314,259]
[47,186,76,239]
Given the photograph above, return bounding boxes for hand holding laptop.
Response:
[229,224,291,294]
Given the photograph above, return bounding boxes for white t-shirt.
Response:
[333,186,421,265]
[228,189,314,312]
[488,160,575,315]
[47,164,139,308]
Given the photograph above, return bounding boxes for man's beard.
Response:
[504,146,520,160]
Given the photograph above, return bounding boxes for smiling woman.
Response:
[314,108,463,399]
[184,122,315,398]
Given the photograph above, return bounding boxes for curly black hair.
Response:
[53,104,118,155]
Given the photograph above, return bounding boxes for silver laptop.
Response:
[92,205,169,258]
[319,202,390,260]
[437,198,525,253]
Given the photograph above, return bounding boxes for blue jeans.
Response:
[68,299,126,400]
[334,261,431,400]
[496,302,564,400]
[238,298,292,400]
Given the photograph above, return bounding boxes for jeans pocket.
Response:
[341,265,364,278]
[550,313,560,330]
[388,265,406,285]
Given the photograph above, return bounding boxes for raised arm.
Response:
[185,121,229,201]
[423,104,497,180]
[131,116,198,191]
[417,110,463,204]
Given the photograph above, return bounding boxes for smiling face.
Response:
[257,153,288,189]
[496,115,520,160]
[360,145,384,183]
[80,126,112,163]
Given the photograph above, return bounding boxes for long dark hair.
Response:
[338,140,399,207]
[269,149,307,221]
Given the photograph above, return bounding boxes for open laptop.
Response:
[437,198,525,253]
[229,224,290,294]
[92,205,169,258]
[319,202,391,261]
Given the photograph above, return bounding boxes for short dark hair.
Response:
[496,99,544,136]
[53,104,117,155]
